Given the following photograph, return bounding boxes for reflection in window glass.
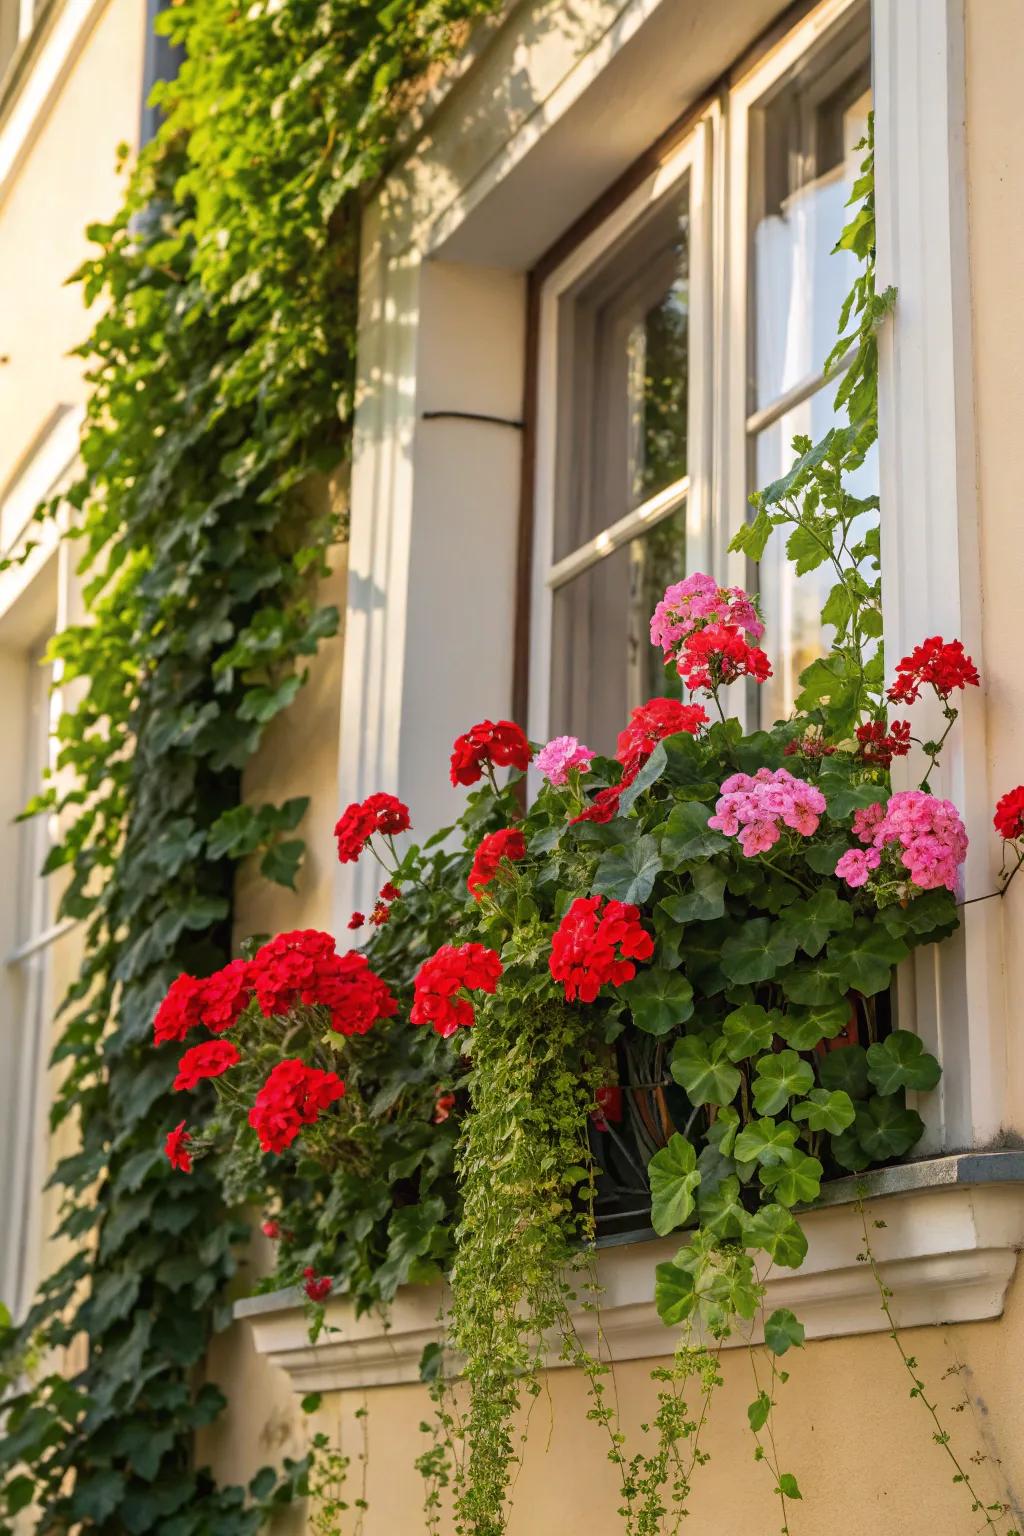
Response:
[550,506,686,754]
[555,183,689,560]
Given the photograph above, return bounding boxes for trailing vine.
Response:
[0,1,504,1530]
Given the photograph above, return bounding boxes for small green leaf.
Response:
[748,1390,772,1431]
[777,1472,802,1500]
[648,1135,701,1236]
[778,1001,850,1052]
[760,1151,822,1206]
[854,1096,926,1160]
[617,742,667,814]
[670,1035,742,1107]
[751,1051,814,1116]
[654,1260,696,1326]
[866,1030,941,1094]
[722,1003,778,1062]
[779,887,854,957]
[660,864,727,922]
[763,1308,805,1356]
[697,1175,746,1239]
[743,1204,808,1268]
[734,1117,800,1168]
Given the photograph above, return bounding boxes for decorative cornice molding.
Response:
[236,1155,1024,1396]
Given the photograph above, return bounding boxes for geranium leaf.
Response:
[778,1001,850,1051]
[721,918,798,984]
[763,1307,805,1356]
[751,1051,814,1115]
[621,968,694,1036]
[791,1088,856,1134]
[748,1390,772,1431]
[670,1035,741,1107]
[660,801,729,863]
[733,1117,800,1168]
[818,1045,871,1100]
[654,1260,697,1326]
[778,887,854,956]
[722,1002,778,1062]
[853,1096,926,1160]
[826,923,908,996]
[617,742,667,814]
[759,1150,823,1206]
[592,835,663,905]
[647,1135,701,1236]
[660,863,727,922]
[743,1204,808,1268]
[866,1030,941,1094]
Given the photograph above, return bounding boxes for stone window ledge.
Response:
[234,1151,1024,1395]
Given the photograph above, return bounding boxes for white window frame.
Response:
[527,119,715,751]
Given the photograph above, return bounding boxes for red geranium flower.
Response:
[379,882,402,902]
[173,1038,240,1091]
[450,720,532,786]
[249,1059,346,1154]
[249,930,396,1035]
[887,637,980,704]
[370,903,390,926]
[303,1268,333,1303]
[855,718,912,768]
[198,959,253,1033]
[994,786,1024,842]
[334,792,411,863]
[549,896,653,1004]
[592,1085,623,1130]
[164,1120,192,1173]
[154,974,205,1046]
[348,912,365,930]
[679,623,772,693]
[411,943,503,1037]
[433,1092,456,1124]
[467,827,526,898]
[261,1219,280,1239]
[570,786,623,826]
[616,697,708,782]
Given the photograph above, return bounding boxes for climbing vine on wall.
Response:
[0,1,503,1530]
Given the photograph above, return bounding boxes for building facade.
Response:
[3,1,1024,1532]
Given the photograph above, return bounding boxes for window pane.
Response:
[749,11,871,411]
[550,506,686,753]
[555,183,689,560]
[754,384,878,724]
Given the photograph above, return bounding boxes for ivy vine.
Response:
[0,1,503,1530]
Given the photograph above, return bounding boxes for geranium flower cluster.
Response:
[994,786,1024,843]
[535,735,595,785]
[835,792,968,893]
[650,573,771,695]
[549,896,653,1003]
[154,967,252,1046]
[571,697,706,826]
[334,791,411,863]
[249,1058,346,1153]
[887,636,980,705]
[855,717,911,768]
[411,943,503,1036]
[468,827,526,898]
[173,1038,240,1092]
[249,929,397,1036]
[708,767,827,857]
[450,719,532,786]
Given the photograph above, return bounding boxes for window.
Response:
[530,0,871,749]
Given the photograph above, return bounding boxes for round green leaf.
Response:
[763,1307,805,1356]
[759,1151,823,1207]
[826,923,909,996]
[778,887,855,957]
[778,1001,850,1052]
[621,968,694,1036]
[722,1002,778,1062]
[866,1030,941,1094]
[660,800,728,862]
[721,918,798,985]
[670,1035,742,1107]
[751,1050,814,1116]
[743,1204,808,1269]
[817,1044,871,1100]
[660,864,727,923]
[647,1134,702,1236]
[830,1126,871,1171]
[654,1260,697,1326]
[592,834,663,905]
[697,1175,746,1239]
[854,1096,926,1160]
[733,1117,800,1168]
[791,1088,856,1135]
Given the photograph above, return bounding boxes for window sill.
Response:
[234,1151,1024,1395]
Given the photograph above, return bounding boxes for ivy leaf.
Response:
[660,864,727,923]
[778,887,854,957]
[648,1135,701,1236]
[760,1151,823,1207]
[654,1260,697,1326]
[721,917,798,984]
[69,1469,125,1524]
[854,1096,926,1160]
[660,802,729,863]
[817,1045,871,1100]
[733,1117,800,1168]
[621,969,694,1037]
[866,1030,942,1094]
[722,1003,778,1062]
[751,1051,814,1116]
[669,1035,741,1107]
[743,1204,808,1269]
[593,835,663,905]
[260,838,305,889]
[791,1088,856,1135]
[617,742,667,814]
[777,1001,850,1052]
[763,1308,805,1356]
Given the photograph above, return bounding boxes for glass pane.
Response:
[550,506,686,754]
[754,385,878,725]
[749,10,871,411]
[555,182,690,560]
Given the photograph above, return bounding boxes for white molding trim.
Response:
[0,0,109,206]
[873,0,1003,1151]
[237,1168,1024,1395]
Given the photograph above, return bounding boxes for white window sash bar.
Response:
[546,476,689,591]
[4,917,76,969]
[744,349,855,438]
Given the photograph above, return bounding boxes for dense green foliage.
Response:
[0,1,502,1530]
